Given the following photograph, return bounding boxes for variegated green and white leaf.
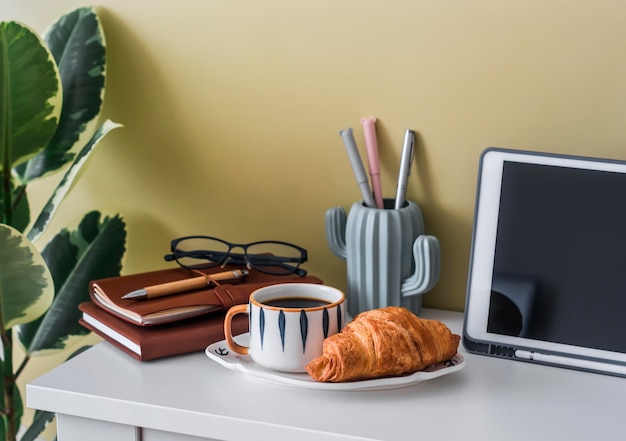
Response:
[27,119,122,243]
[19,212,126,354]
[16,7,106,182]
[0,225,54,330]
[0,21,61,172]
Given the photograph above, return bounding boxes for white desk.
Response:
[27,309,626,441]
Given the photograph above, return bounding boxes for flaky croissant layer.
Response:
[305,306,460,382]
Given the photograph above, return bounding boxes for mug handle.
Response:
[224,304,249,355]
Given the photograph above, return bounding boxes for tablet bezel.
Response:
[464,147,626,365]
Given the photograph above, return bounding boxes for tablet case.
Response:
[463,147,626,377]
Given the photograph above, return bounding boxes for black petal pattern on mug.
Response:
[323,308,329,338]
[259,307,265,349]
[337,305,342,330]
[300,310,308,353]
[279,310,286,351]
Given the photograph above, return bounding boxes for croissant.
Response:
[305,306,460,382]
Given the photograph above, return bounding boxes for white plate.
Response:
[205,333,466,391]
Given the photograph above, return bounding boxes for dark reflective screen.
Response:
[488,161,626,353]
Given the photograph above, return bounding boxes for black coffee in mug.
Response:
[224,283,346,372]
[263,297,331,309]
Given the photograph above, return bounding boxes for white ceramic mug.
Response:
[224,283,346,373]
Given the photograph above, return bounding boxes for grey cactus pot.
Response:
[325,198,441,317]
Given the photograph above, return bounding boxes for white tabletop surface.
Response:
[27,309,626,441]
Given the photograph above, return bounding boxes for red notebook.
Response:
[79,301,249,361]
[90,265,323,325]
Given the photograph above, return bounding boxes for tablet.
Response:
[463,147,626,376]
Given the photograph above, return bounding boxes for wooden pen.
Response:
[120,269,249,300]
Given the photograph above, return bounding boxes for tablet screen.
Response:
[491,161,626,353]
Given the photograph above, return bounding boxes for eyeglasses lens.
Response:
[246,242,303,275]
[174,237,230,268]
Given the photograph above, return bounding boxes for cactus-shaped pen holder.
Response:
[325,198,441,317]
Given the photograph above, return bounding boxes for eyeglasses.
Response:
[164,236,308,277]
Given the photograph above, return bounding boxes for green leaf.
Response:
[26,119,122,243]
[20,410,53,441]
[0,179,30,232]
[9,185,30,233]
[16,7,106,182]
[0,225,54,330]
[66,344,92,359]
[13,385,23,441]
[18,212,126,354]
[0,21,62,172]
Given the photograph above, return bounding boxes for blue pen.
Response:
[394,130,415,209]
[339,128,376,208]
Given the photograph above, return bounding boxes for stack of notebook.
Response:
[79,265,322,361]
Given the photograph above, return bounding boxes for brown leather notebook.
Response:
[79,301,249,361]
[90,265,323,326]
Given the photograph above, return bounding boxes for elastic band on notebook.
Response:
[212,287,235,309]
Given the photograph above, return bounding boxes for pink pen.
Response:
[361,117,384,208]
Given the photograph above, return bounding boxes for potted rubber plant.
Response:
[0,7,127,441]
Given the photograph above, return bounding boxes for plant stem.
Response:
[2,27,17,439]
[1,169,11,227]
[1,26,13,227]
[1,328,15,441]
[14,356,29,381]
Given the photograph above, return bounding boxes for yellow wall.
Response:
[4,0,626,312]
[8,0,626,312]
[4,0,626,437]
[7,0,626,310]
